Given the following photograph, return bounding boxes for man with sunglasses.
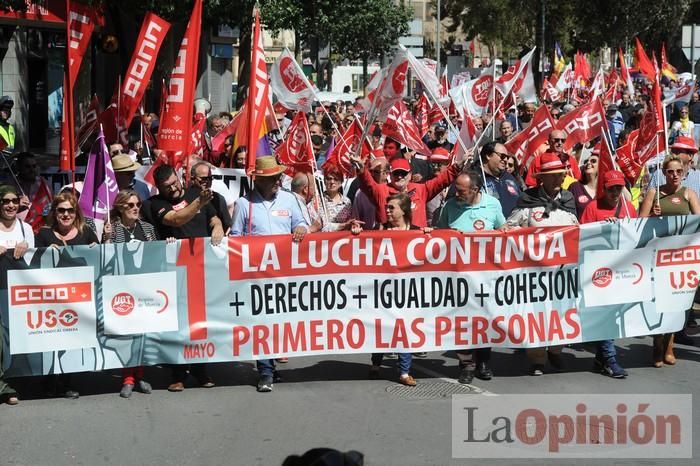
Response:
[12,151,52,232]
[648,136,700,196]
[524,130,582,187]
[477,141,521,217]
[351,150,464,228]
[190,161,233,233]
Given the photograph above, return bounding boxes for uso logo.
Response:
[592,268,613,288]
[111,293,135,316]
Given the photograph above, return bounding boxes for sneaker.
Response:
[138,380,152,394]
[414,352,428,358]
[257,375,273,393]
[547,352,564,372]
[386,353,398,359]
[458,367,474,384]
[528,364,545,376]
[601,359,628,379]
[64,389,80,399]
[120,384,134,399]
[277,357,289,363]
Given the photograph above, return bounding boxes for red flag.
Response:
[188,113,208,158]
[616,130,644,184]
[323,119,372,177]
[382,101,433,156]
[556,99,607,152]
[60,2,101,171]
[504,104,556,166]
[574,51,591,88]
[541,77,561,102]
[413,94,431,136]
[75,94,101,148]
[244,8,270,175]
[211,108,244,153]
[25,178,53,234]
[636,79,666,164]
[276,112,315,175]
[157,0,203,166]
[634,38,657,81]
[596,131,616,199]
[119,12,170,129]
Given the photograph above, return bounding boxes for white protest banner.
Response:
[102,271,179,335]
[8,266,97,355]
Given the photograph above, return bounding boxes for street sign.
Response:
[681,24,700,64]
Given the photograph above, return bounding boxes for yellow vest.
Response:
[0,123,15,148]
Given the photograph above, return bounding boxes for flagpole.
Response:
[491,62,496,140]
[100,124,111,226]
[512,90,519,133]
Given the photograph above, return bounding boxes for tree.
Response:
[329,0,412,89]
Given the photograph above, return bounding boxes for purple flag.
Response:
[79,127,118,220]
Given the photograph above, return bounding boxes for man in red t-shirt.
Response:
[580,170,637,223]
[351,154,463,227]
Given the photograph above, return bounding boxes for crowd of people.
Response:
[0,78,699,405]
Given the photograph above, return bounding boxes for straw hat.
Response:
[112,154,141,172]
[253,156,286,176]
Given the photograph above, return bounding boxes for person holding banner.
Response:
[35,192,100,399]
[369,192,427,386]
[640,154,700,368]
[148,164,223,391]
[437,172,505,383]
[507,153,578,376]
[230,156,309,393]
[104,189,157,398]
[0,185,34,405]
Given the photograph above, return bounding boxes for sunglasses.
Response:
[123,201,142,209]
[1,197,20,205]
[392,170,410,177]
[57,207,76,215]
[492,151,509,159]
[551,138,566,143]
[507,163,515,168]
[325,177,340,183]
[665,169,684,176]
[196,175,213,182]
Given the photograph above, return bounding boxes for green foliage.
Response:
[439,0,692,56]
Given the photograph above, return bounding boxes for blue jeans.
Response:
[596,340,617,360]
[257,359,276,377]
[372,353,412,374]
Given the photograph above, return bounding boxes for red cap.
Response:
[390,157,411,172]
[603,170,626,188]
[671,136,698,153]
[430,147,450,163]
[536,153,566,175]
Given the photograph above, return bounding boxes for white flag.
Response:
[556,63,574,92]
[270,49,315,113]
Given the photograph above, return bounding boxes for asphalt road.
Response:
[2,335,699,466]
